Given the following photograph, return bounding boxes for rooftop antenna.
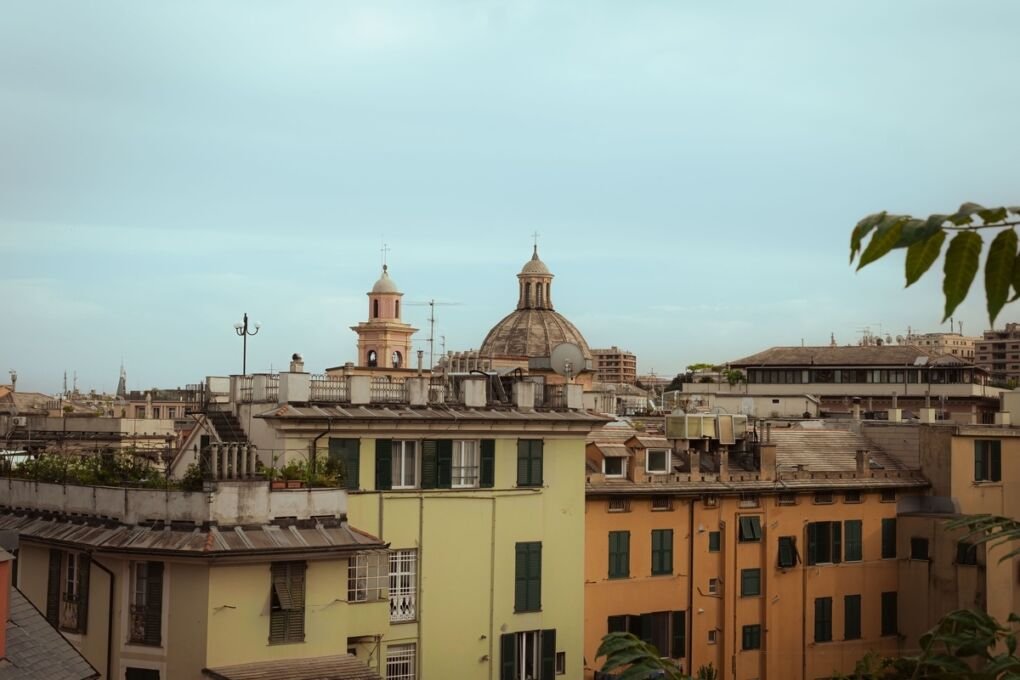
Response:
[958,320,963,335]
[407,299,463,369]
[8,370,16,393]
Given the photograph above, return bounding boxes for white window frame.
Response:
[389,550,417,623]
[452,440,480,488]
[708,577,719,595]
[708,629,718,644]
[385,642,416,680]
[391,441,419,489]
[515,630,542,680]
[349,552,387,603]
[602,457,626,478]
[59,552,81,631]
[646,449,670,474]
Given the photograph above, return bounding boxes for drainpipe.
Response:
[310,418,334,477]
[91,556,115,680]
[801,522,808,680]
[687,497,695,671]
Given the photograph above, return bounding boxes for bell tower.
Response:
[351,265,417,369]
[516,245,555,310]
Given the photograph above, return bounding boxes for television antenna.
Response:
[407,299,463,369]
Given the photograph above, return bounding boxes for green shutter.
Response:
[881,591,897,636]
[437,439,453,488]
[532,440,544,486]
[527,543,542,611]
[517,440,530,486]
[652,529,673,575]
[607,615,627,633]
[515,542,542,612]
[975,444,985,480]
[845,520,862,561]
[882,518,896,559]
[329,438,360,490]
[515,544,527,612]
[144,561,164,646]
[815,597,832,642]
[778,536,797,568]
[77,553,90,634]
[609,531,629,578]
[480,439,495,488]
[708,531,720,552]
[46,549,61,626]
[741,569,760,596]
[421,440,438,489]
[540,629,556,680]
[844,594,861,640]
[832,522,842,564]
[670,610,686,658]
[991,442,1002,481]
[806,524,818,565]
[374,439,392,490]
[500,633,516,680]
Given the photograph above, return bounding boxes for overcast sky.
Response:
[3,1,1019,394]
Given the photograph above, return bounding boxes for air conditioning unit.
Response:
[11,416,27,426]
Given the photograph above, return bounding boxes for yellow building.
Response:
[1,476,388,680]
[584,416,928,680]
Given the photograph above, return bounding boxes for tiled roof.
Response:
[593,444,630,458]
[0,513,385,558]
[2,588,99,679]
[203,654,380,680]
[629,436,669,449]
[729,345,973,367]
[479,308,593,361]
[770,428,909,472]
[258,404,608,424]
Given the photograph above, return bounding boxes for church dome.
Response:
[480,308,592,360]
[479,246,592,360]
[371,265,400,294]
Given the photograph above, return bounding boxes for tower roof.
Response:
[519,246,551,276]
[370,265,400,294]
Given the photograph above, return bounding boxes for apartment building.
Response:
[975,322,1020,384]
[591,348,637,385]
[904,332,979,361]
[583,414,927,680]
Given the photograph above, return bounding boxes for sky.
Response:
[3,1,1020,394]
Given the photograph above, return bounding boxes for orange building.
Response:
[583,417,927,680]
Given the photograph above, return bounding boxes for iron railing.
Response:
[310,375,349,402]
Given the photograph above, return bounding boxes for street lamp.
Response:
[233,313,261,375]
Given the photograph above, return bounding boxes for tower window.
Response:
[373,299,380,319]
[392,351,402,368]
[536,282,544,307]
[525,282,531,307]
[368,350,378,367]
[395,299,399,318]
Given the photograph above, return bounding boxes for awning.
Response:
[204,654,381,680]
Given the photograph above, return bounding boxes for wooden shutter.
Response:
[540,629,556,680]
[437,439,453,488]
[975,445,985,480]
[517,440,530,486]
[882,518,896,559]
[806,523,817,565]
[144,562,163,646]
[329,438,360,490]
[831,522,842,564]
[46,549,61,626]
[421,440,438,489]
[638,613,653,645]
[991,443,1002,481]
[375,439,392,490]
[288,562,306,642]
[607,615,627,633]
[670,610,686,658]
[527,543,542,612]
[514,544,527,612]
[479,439,495,488]
[77,553,91,634]
[845,520,862,561]
[500,633,516,680]
[532,440,543,486]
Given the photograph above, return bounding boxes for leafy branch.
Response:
[850,203,1020,324]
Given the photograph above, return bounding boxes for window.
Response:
[843,491,861,503]
[702,495,718,507]
[777,492,796,506]
[708,578,719,595]
[515,542,542,612]
[708,630,718,644]
[500,629,556,680]
[738,516,762,542]
[814,492,833,504]
[651,529,673,575]
[391,441,419,489]
[844,595,861,640]
[129,561,164,646]
[134,406,145,418]
[880,489,896,503]
[844,520,863,562]
[806,522,842,565]
[269,561,305,644]
[125,669,160,680]
[329,438,361,490]
[373,299,379,318]
[608,531,630,579]
[910,537,929,560]
[517,440,544,487]
[389,550,417,623]
[151,407,160,419]
[740,568,761,597]
[651,496,673,511]
[46,550,90,634]
[957,541,978,566]
[607,498,630,513]
[738,494,759,508]
[777,536,799,568]
[742,624,762,650]
[167,407,176,419]
[646,449,670,474]
[881,518,896,559]
[349,552,387,603]
[975,440,1002,482]
[555,651,565,675]
[881,592,897,636]
[386,643,416,680]
[814,597,832,642]
[603,457,625,477]
[708,531,721,552]
[452,440,480,487]
[392,351,402,368]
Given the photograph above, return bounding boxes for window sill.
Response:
[607,575,630,581]
[390,618,418,625]
[268,639,306,646]
[514,609,542,615]
[972,481,1002,486]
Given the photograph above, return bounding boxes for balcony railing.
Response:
[310,375,349,402]
[390,592,416,622]
[371,378,407,403]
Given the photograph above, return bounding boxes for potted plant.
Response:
[279,460,308,489]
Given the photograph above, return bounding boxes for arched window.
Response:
[395,299,400,318]
[525,282,532,307]
[373,299,379,319]
[392,351,402,368]
[367,350,378,367]
[536,283,544,307]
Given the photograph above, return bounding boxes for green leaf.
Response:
[894,218,939,249]
[948,202,985,226]
[985,229,1018,324]
[979,207,1009,224]
[905,230,946,287]
[850,212,886,262]
[942,231,982,322]
[857,215,907,270]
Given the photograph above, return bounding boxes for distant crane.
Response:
[406,299,463,369]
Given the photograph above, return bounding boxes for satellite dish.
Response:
[550,342,585,381]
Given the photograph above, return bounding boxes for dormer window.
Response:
[603,458,625,478]
[646,449,670,474]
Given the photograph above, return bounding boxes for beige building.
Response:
[591,348,637,384]
[975,322,1020,384]
[904,332,979,361]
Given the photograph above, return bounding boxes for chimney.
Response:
[855,449,871,477]
[852,397,861,421]
[417,350,424,375]
[289,353,304,373]
[887,392,901,422]
[759,442,777,481]
[718,448,729,482]
[688,449,701,482]
[513,381,536,410]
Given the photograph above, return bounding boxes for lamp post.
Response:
[233,313,261,375]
